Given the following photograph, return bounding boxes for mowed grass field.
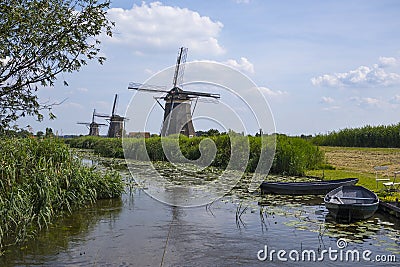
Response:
[306,146,400,201]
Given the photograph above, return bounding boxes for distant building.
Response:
[128,132,150,138]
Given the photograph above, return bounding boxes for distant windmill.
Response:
[77,109,107,136]
[96,94,127,138]
[128,47,220,137]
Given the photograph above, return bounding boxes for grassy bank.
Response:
[0,138,124,252]
[306,146,400,201]
[65,134,324,176]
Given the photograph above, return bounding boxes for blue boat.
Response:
[324,185,379,221]
[260,178,358,195]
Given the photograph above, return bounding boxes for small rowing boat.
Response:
[324,185,379,221]
[260,178,358,195]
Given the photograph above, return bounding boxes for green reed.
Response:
[0,137,124,252]
[65,134,324,176]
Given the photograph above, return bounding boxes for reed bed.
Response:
[0,138,124,252]
[312,123,400,148]
[65,134,324,176]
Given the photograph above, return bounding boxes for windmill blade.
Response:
[95,114,111,118]
[179,89,220,99]
[172,47,188,88]
[111,94,118,116]
[77,122,91,125]
[128,82,169,93]
[92,109,96,123]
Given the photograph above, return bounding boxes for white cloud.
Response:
[362,97,380,105]
[311,58,400,88]
[258,86,288,96]
[192,57,255,74]
[235,0,251,3]
[104,2,225,55]
[223,57,254,74]
[378,57,398,68]
[321,96,334,103]
[349,96,382,107]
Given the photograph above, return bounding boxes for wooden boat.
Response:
[324,185,379,221]
[260,178,358,195]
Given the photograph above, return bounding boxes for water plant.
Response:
[0,137,124,251]
[65,134,324,176]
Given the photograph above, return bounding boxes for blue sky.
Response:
[19,0,400,135]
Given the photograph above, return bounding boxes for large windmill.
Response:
[96,94,127,138]
[77,109,107,136]
[128,47,220,137]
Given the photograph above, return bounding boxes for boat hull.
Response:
[324,185,379,222]
[260,178,359,195]
[325,202,378,220]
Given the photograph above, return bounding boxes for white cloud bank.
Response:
[349,96,383,108]
[258,86,288,97]
[223,57,254,74]
[104,2,225,55]
[311,57,400,88]
[193,57,255,74]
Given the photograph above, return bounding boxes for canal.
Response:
[1,158,399,266]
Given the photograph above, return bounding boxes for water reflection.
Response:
[0,198,123,266]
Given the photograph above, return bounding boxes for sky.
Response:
[18,0,400,136]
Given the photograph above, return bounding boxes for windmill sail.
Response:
[172,47,188,88]
[128,47,220,137]
[77,109,107,136]
[128,82,168,93]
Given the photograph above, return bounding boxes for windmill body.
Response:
[77,109,107,136]
[88,122,101,136]
[129,47,220,137]
[161,88,195,136]
[108,115,125,138]
[96,94,127,138]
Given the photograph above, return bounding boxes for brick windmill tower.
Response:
[96,94,127,138]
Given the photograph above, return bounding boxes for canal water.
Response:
[1,161,399,266]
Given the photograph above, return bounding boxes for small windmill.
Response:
[96,94,127,138]
[128,47,220,137]
[77,109,107,136]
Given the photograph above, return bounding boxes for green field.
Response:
[306,146,400,201]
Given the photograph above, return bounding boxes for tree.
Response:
[45,127,53,138]
[207,128,220,136]
[36,131,44,138]
[0,0,113,129]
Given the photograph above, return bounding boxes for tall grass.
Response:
[312,123,400,148]
[0,138,124,251]
[65,134,324,176]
